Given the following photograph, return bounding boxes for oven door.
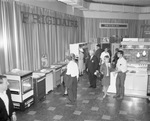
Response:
[55,68,61,86]
[22,76,33,94]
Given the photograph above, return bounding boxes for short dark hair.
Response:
[104,55,110,59]
[65,55,72,61]
[70,53,75,60]
[115,48,119,51]
[96,44,100,47]
[0,75,6,84]
[118,50,124,55]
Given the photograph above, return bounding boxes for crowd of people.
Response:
[0,44,127,121]
[61,43,127,104]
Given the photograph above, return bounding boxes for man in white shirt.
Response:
[0,75,17,121]
[66,53,79,104]
[100,48,110,64]
[113,50,127,100]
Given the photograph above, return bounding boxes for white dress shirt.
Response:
[116,57,127,73]
[0,91,9,115]
[66,60,79,79]
[100,52,110,64]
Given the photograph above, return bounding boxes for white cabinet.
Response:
[108,72,148,97]
[45,71,54,94]
[133,74,147,96]
[134,75,147,91]
[125,73,135,96]
[125,74,134,90]
[69,42,88,57]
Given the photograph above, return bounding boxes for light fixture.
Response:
[58,0,76,4]
[136,52,140,58]
[139,45,144,49]
[142,50,146,56]
[58,0,85,9]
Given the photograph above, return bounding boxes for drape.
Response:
[1,0,149,74]
[0,0,17,74]
[0,0,84,74]
[84,18,140,42]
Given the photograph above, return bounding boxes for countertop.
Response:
[5,70,32,77]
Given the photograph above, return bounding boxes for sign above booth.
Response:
[21,11,78,27]
[99,23,128,29]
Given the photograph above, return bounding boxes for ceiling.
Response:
[84,0,150,7]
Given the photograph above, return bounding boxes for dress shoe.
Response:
[113,95,120,98]
[63,94,68,97]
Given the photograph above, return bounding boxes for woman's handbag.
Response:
[95,71,103,80]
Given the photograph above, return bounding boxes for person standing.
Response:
[112,48,119,69]
[78,48,85,76]
[0,75,17,121]
[95,44,103,64]
[113,50,127,100]
[100,55,111,98]
[66,53,79,104]
[100,48,110,64]
[87,50,99,88]
[60,55,71,96]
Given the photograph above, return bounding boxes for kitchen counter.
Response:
[50,62,67,88]
[6,69,32,78]
[108,64,148,98]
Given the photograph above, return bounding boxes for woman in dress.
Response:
[78,48,85,76]
[100,55,111,98]
[100,48,110,64]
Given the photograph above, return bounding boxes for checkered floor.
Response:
[17,74,150,121]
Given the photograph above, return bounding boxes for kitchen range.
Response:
[108,63,148,98]
[108,38,150,100]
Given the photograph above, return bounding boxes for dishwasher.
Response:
[50,65,62,88]
[32,73,46,104]
[53,67,62,88]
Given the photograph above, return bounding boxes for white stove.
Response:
[127,63,148,68]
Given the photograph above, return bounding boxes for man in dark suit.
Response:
[95,44,102,64]
[0,75,17,121]
[87,50,99,88]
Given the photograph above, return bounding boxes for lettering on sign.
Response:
[99,23,128,29]
[21,11,78,27]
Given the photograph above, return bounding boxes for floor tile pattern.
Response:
[16,74,150,121]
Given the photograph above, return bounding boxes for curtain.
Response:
[0,0,84,74]
[0,0,17,74]
[84,18,139,42]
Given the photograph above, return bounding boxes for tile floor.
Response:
[16,74,150,121]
